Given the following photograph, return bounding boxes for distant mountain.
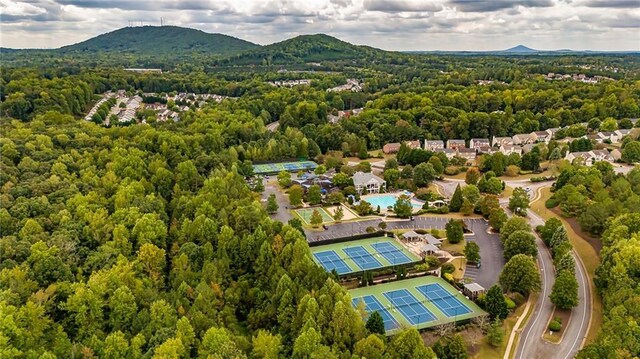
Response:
[502,45,539,53]
[60,26,258,56]
[225,34,388,65]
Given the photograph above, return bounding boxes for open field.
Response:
[351,276,485,333]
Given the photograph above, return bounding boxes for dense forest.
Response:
[2,27,640,357]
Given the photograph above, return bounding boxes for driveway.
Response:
[309,216,504,289]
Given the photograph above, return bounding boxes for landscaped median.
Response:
[531,187,602,344]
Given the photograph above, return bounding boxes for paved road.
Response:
[309,216,504,289]
[514,203,591,359]
[437,178,591,358]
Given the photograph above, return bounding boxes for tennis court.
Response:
[344,246,383,270]
[313,250,351,275]
[349,276,485,333]
[416,283,472,317]
[253,161,318,175]
[310,236,421,276]
[352,295,399,331]
[295,208,334,225]
[384,289,436,325]
[371,242,413,265]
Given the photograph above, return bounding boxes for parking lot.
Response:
[306,216,504,289]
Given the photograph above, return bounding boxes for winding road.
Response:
[435,178,591,359]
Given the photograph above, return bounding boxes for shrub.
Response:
[548,320,562,332]
[509,292,525,306]
[365,226,376,233]
[445,166,460,175]
[504,297,516,310]
[441,263,455,274]
[545,198,559,208]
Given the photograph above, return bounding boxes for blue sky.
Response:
[1,0,639,50]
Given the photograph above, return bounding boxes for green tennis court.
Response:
[351,276,485,333]
[295,207,334,225]
[310,236,421,275]
[253,161,318,175]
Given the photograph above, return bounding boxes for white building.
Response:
[352,171,386,194]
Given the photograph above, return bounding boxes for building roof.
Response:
[403,230,422,238]
[423,234,442,245]
[420,243,440,253]
[463,282,485,292]
[352,171,385,186]
[447,139,465,144]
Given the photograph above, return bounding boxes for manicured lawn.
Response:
[441,238,466,256]
[449,257,466,281]
[531,187,603,344]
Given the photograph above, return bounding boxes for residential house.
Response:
[546,128,560,138]
[500,144,523,156]
[456,148,477,164]
[478,146,498,155]
[512,133,537,145]
[436,148,456,159]
[615,129,632,139]
[590,149,614,162]
[532,131,551,144]
[424,140,445,151]
[382,142,401,154]
[597,132,620,143]
[492,136,514,147]
[611,149,623,161]
[521,144,536,154]
[447,139,466,149]
[352,171,386,194]
[565,150,614,166]
[469,138,490,149]
[406,140,422,150]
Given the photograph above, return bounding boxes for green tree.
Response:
[333,206,344,222]
[485,285,508,320]
[487,320,504,347]
[509,187,530,216]
[433,334,468,359]
[446,219,464,244]
[266,193,279,214]
[307,184,322,205]
[465,168,481,185]
[599,118,618,131]
[289,185,304,207]
[621,141,640,164]
[489,208,508,232]
[354,334,385,359]
[503,230,538,260]
[354,200,372,216]
[429,156,444,175]
[449,185,463,212]
[499,254,541,295]
[199,327,246,359]
[413,162,437,187]
[310,209,323,228]
[539,218,562,246]
[500,216,531,242]
[393,195,413,218]
[550,269,579,310]
[461,185,481,206]
[387,328,436,359]
[277,171,292,188]
[251,330,282,359]
[464,241,480,263]
[365,311,385,335]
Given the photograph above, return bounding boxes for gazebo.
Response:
[462,282,486,300]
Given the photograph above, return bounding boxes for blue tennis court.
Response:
[383,289,436,325]
[343,246,382,270]
[416,283,472,317]
[313,250,352,275]
[371,242,412,265]
[352,295,399,331]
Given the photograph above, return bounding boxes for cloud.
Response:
[448,0,554,12]
[582,0,640,8]
[0,0,46,16]
[364,0,443,12]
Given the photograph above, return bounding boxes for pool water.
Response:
[362,194,423,210]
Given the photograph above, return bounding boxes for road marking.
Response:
[562,251,589,359]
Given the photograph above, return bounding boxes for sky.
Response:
[1,0,639,51]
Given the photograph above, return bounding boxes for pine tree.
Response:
[449,184,463,212]
[485,285,508,320]
[366,311,385,335]
[487,320,504,347]
[266,194,279,214]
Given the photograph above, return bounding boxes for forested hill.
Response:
[213,34,391,65]
[59,26,259,55]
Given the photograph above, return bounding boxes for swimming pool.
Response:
[362,194,424,210]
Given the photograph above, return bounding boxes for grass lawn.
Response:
[501,186,514,199]
[449,257,466,280]
[441,238,466,256]
[530,187,603,345]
